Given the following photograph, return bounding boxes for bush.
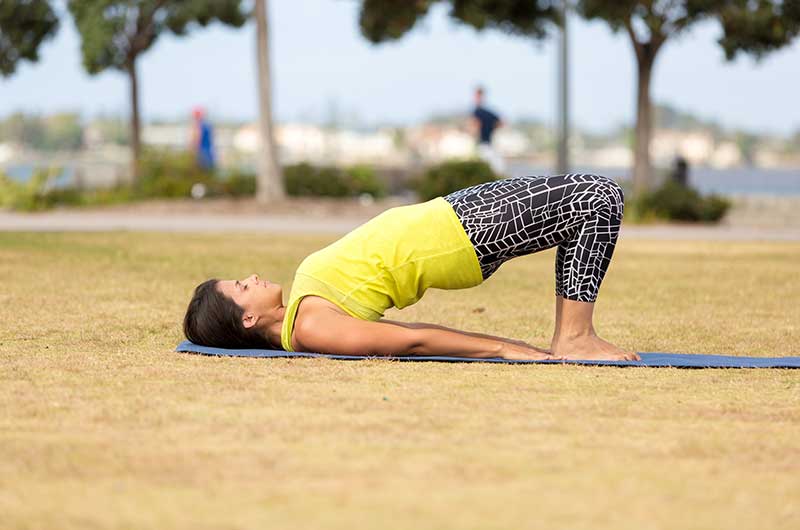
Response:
[0,168,60,211]
[345,164,386,198]
[138,150,262,199]
[283,163,386,198]
[0,168,140,211]
[218,168,256,197]
[413,159,498,201]
[634,180,731,222]
[1,157,389,211]
[137,149,219,198]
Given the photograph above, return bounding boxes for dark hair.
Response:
[183,279,274,349]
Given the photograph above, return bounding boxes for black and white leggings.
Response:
[444,174,624,303]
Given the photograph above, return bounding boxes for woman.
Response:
[184,174,639,361]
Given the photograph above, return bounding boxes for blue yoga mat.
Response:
[176,341,800,369]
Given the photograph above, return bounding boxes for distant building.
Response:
[651,129,715,166]
[709,141,742,168]
[405,125,474,161]
[142,124,190,150]
[493,129,531,158]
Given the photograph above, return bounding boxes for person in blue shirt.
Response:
[192,107,216,171]
[471,86,505,174]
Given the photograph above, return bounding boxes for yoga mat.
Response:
[176,341,800,369]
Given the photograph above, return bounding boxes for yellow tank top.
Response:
[280,197,483,351]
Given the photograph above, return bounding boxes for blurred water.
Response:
[509,163,800,196]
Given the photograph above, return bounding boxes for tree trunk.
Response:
[632,52,654,195]
[126,58,141,184]
[255,0,284,202]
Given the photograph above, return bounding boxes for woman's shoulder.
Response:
[291,295,351,351]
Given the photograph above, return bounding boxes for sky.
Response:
[1,0,799,136]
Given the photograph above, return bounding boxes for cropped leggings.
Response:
[444,174,624,303]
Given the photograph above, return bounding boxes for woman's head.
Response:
[183,274,284,349]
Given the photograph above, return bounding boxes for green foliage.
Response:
[2,164,152,210]
[716,0,800,59]
[284,163,387,198]
[0,168,62,211]
[577,0,723,38]
[358,0,558,44]
[1,156,394,211]
[577,1,800,62]
[284,163,345,197]
[448,0,559,38]
[358,0,435,43]
[136,149,217,198]
[344,164,386,198]
[67,0,249,74]
[632,180,731,223]
[1,149,250,211]
[0,0,59,77]
[413,159,498,201]
[217,168,256,197]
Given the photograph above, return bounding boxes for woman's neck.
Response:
[263,307,286,349]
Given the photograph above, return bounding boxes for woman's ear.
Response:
[242,313,259,329]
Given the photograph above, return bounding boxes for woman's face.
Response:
[216,274,283,326]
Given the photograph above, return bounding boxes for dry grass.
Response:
[1,232,799,530]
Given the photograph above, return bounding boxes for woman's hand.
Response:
[497,342,565,361]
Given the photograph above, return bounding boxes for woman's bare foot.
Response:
[551,333,640,361]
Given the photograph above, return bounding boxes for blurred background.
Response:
[1,0,798,220]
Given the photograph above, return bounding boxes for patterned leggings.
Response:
[444,174,624,303]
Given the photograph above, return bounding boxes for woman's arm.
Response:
[294,311,558,361]
[379,319,539,349]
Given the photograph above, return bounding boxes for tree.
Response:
[254,0,284,202]
[577,0,800,195]
[68,1,248,182]
[0,0,59,77]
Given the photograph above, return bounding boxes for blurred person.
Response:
[670,156,689,187]
[184,174,638,362]
[191,106,216,171]
[471,86,505,174]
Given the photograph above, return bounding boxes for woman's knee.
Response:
[589,176,624,213]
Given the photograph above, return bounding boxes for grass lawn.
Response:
[1,231,798,530]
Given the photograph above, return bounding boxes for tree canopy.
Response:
[0,0,59,77]
[715,0,800,59]
[358,0,560,44]
[68,0,249,74]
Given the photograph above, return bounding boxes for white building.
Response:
[709,141,743,168]
[651,129,715,166]
[233,123,403,165]
[405,125,475,161]
[494,128,531,157]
